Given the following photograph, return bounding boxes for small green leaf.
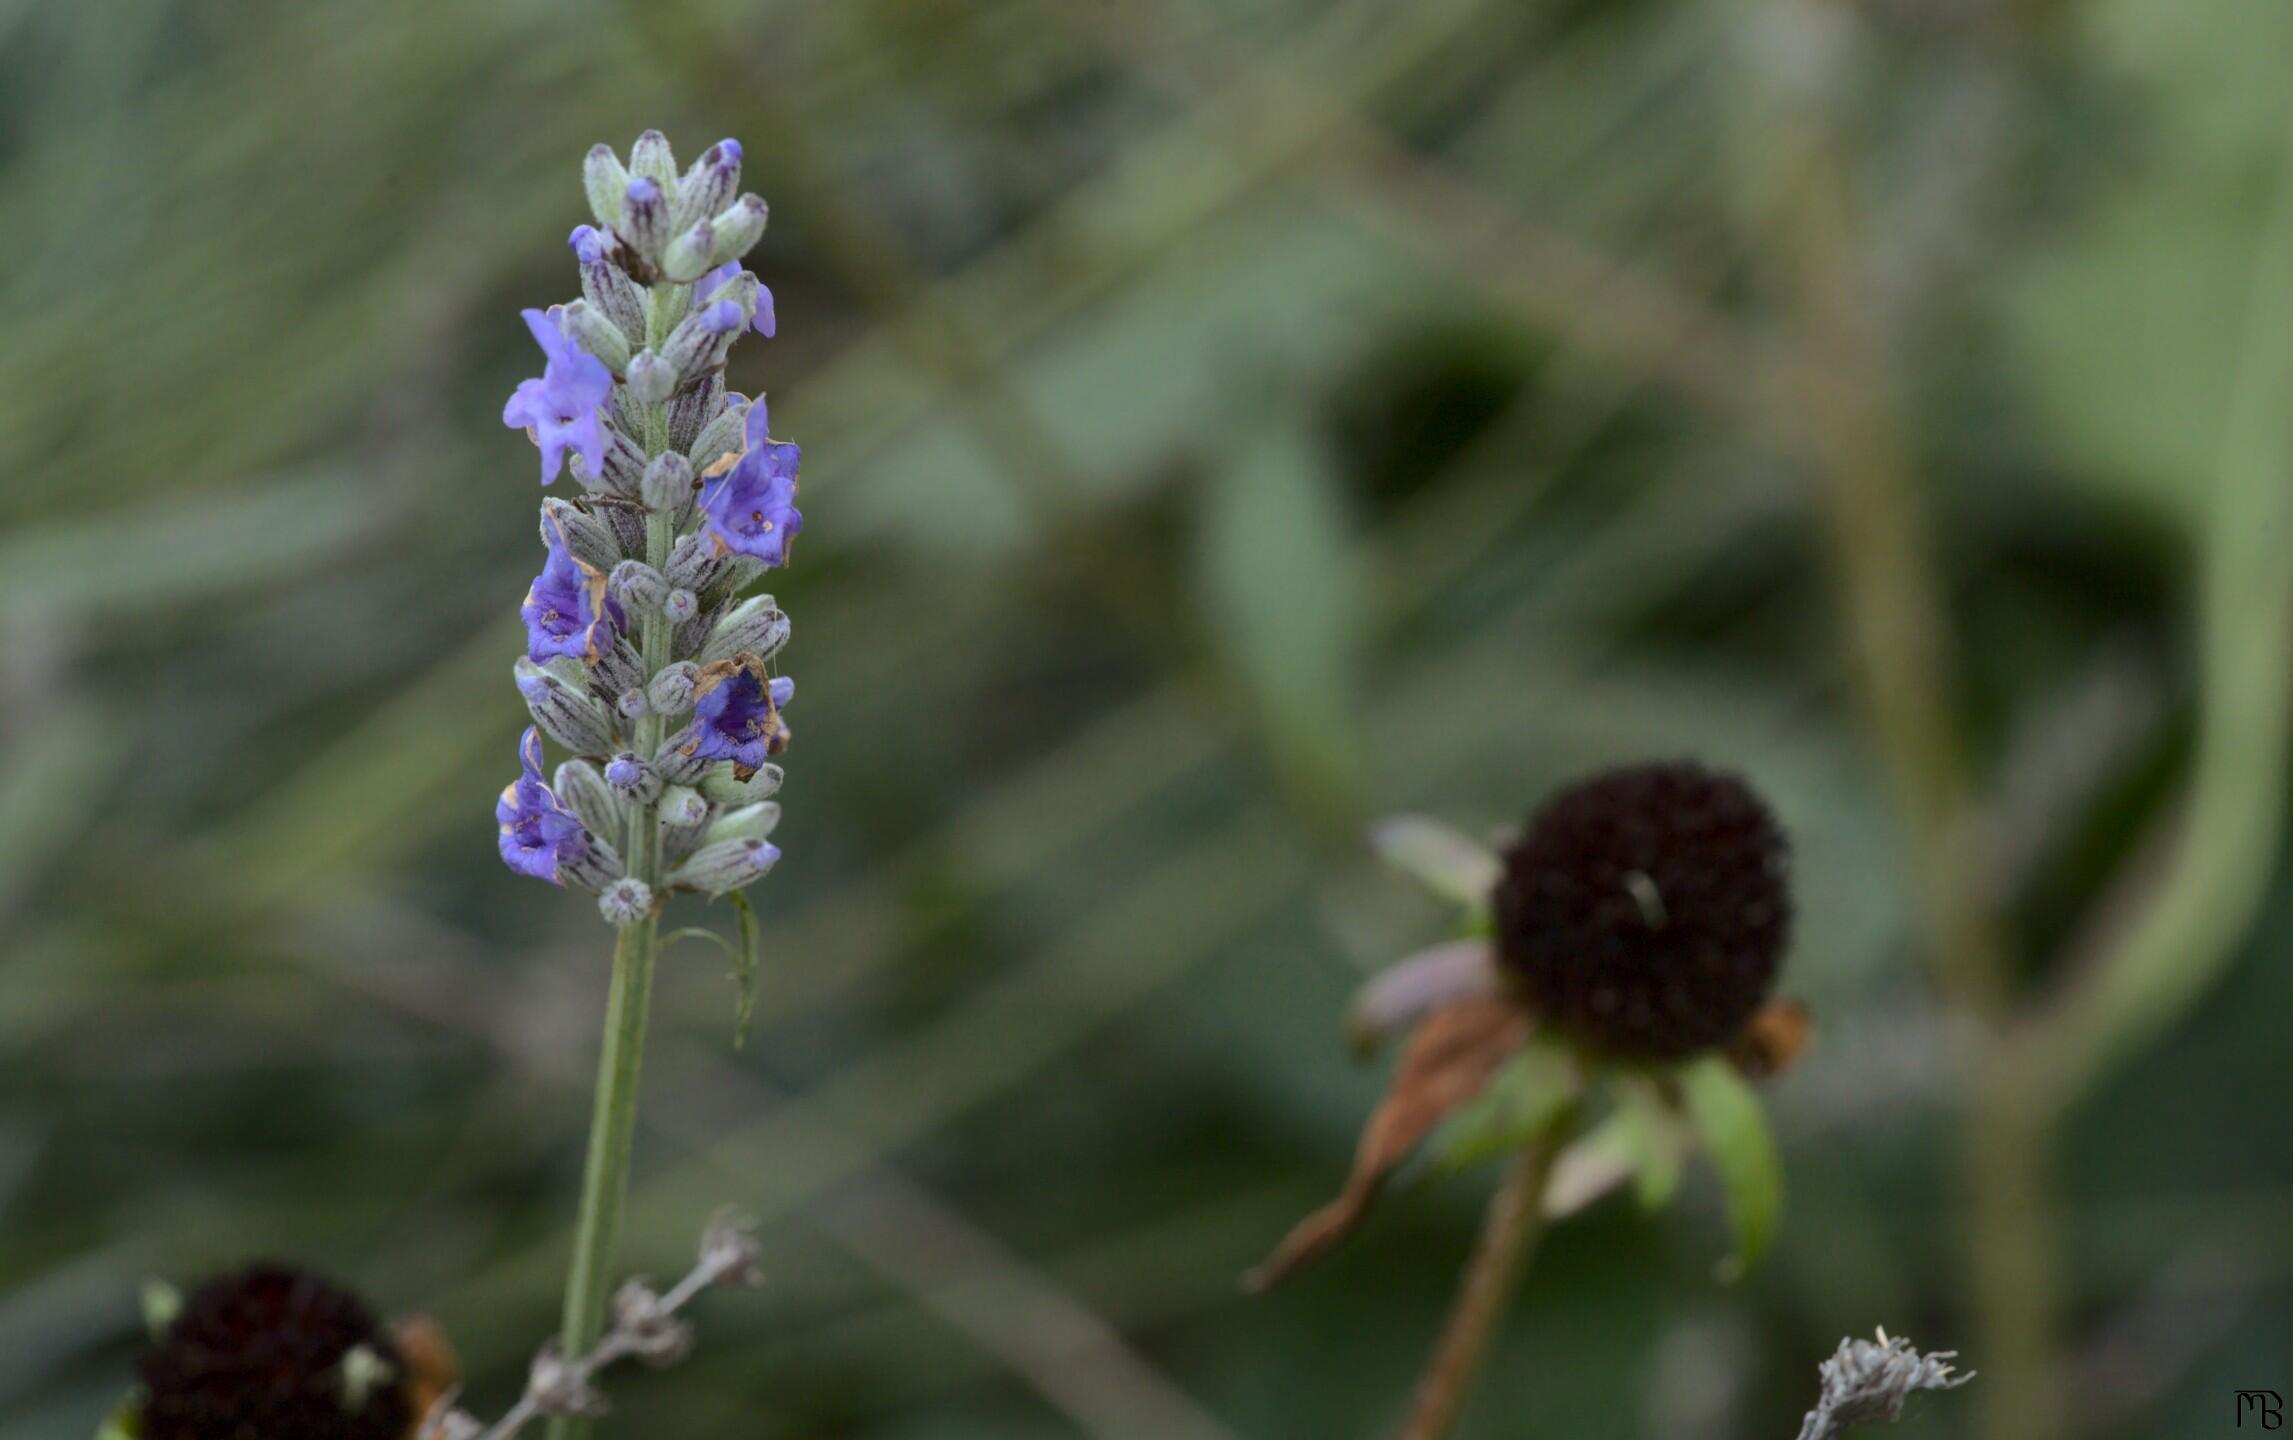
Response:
[1680,1056,1783,1278]
[726,891,762,1050]
[1366,815,1501,909]
[1613,1081,1687,1212]
[1421,1039,1579,1180]
[660,925,739,960]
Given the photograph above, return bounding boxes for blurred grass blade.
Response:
[1198,416,1364,822]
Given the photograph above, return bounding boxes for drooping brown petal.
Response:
[392,1315,461,1438]
[1247,994,1532,1292]
[1726,998,1814,1081]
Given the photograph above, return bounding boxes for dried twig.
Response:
[417,1214,764,1440]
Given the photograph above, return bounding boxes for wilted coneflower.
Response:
[1493,760,1792,1060]
[132,1263,456,1440]
[1252,760,1809,1440]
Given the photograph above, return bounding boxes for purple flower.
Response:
[683,656,792,772]
[697,263,777,337]
[497,727,589,884]
[502,307,613,485]
[700,399,803,566]
[522,519,622,662]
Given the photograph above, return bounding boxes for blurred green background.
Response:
[0,0,2286,1436]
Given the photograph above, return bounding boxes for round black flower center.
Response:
[139,1263,410,1440]
[1493,761,1790,1060]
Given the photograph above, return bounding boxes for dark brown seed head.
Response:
[1493,761,1790,1060]
[138,1263,410,1440]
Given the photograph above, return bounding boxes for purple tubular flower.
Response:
[697,264,776,337]
[497,727,589,884]
[502,308,614,484]
[699,398,803,566]
[522,519,622,662]
[683,656,791,772]
[698,299,745,335]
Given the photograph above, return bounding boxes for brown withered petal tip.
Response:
[1727,997,1814,1081]
[1494,761,1791,1061]
[1248,995,1531,1292]
[139,1263,412,1440]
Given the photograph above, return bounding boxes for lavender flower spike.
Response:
[700,399,802,566]
[503,308,613,485]
[496,135,801,1426]
[498,727,590,885]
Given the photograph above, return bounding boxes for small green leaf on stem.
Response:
[1680,1055,1783,1278]
[726,890,761,1050]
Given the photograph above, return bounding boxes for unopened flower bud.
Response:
[653,733,711,785]
[604,751,662,804]
[710,193,770,264]
[665,527,729,592]
[660,783,710,834]
[669,836,781,896]
[648,661,699,715]
[609,560,668,617]
[571,223,646,339]
[664,587,700,624]
[559,298,630,372]
[624,349,676,404]
[562,831,627,891]
[594,636,646,697]
[617,687,649,720]
[661,786,710,826]
[617,176,668,264]
[668,375,725,455]
[641,451,695,512]
[703,801,782,847]
[661,219,716,282]
[628,128,678,191]
[699,595,791,665]
[541,498,623,573]
[597,877,654,927]
[516,659,619,754]
[673,139,743,233]
[688,395,750,471]
[554,758,624,839]
[701,761,783,806]
[584,144,631,230]
[568,423,647,499]
[661,302,735,387]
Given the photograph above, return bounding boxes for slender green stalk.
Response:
[555,911,660,1370]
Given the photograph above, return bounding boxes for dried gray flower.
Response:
[1794,1329,1974,1440]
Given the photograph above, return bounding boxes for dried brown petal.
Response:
[1727,998,1814,1080]
[1247,995,1531,1291]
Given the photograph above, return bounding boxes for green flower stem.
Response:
[551,360,680,1440]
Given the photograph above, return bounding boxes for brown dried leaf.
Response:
[1247,994,1531,1291]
